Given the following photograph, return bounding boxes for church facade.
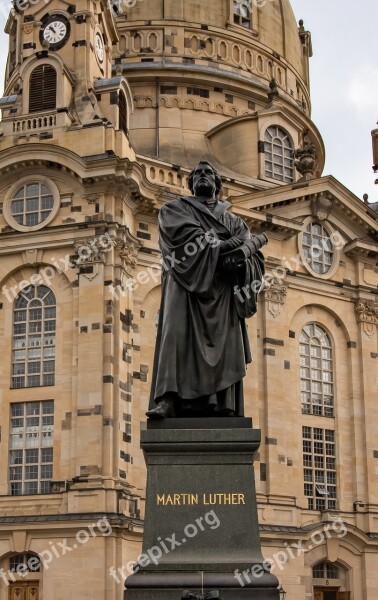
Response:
[0,1,377,599]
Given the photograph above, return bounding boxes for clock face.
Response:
[40,15,70,49]
[95,33,105,64]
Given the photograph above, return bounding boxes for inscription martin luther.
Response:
[157,493,246,506]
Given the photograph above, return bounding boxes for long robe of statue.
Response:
[148,192,265,417]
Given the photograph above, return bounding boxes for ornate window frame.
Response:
[18,54,75,117]
[3,176,60,232]
[1,552,42,592]
[312,561,339,580]
[300,322,334,418]
[302,426,337,511]
[232,0,252,29]
[29,64,57,113]
[263,124,295,183]
[298,217,340,280]
[12,285,56,389]
[312,560,347,590]
[9,400,54,495]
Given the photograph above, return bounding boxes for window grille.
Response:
[302,426,336,511]
[264,125,294,182]
[302,222,334,274]
[233,0,251,28]
[300,323,334,417]
[12,286,56,388]
[9,400,54,495]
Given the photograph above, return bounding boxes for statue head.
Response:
[188,161,222,199]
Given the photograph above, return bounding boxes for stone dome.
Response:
[258,0,307,80]
[115,0,324,181]
[117,0,308,86]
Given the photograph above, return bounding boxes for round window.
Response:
[302,222,334,275]
[11,183,54,227]
[4,177,60,232]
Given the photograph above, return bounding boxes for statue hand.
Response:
[219,236,244,253]
[243,233,269,257]
[222,254,246,271]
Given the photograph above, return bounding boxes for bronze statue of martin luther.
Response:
[146,161,268,419]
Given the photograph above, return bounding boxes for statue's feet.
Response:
[146,399,175,419]
[213,408,236,417]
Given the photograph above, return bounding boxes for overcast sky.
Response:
[0,1,376,202]
[290,0,378,202]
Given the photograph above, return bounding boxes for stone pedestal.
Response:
[125,418,279,599]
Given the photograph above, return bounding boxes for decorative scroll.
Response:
[263,278,288,318]
[355,299,378,338]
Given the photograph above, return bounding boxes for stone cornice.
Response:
[231,176,378,237]
[230,205,303,240]
[344,239,378,260]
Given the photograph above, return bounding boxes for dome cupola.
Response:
[114,0,324,185]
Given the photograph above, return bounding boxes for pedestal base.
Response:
[126,571,279,599]
[125,419,279,599]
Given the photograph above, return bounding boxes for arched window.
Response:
[313,561,339,579]
[264,125,294,183]
[12,285,56,388]
[119,90,127,135]
[233,0,251,28]
[3,553,42,595]
[302,222,334,275]
[9,553,41,573]
[312,561,349,591]
[29,64,57,113]
[300,323,334,417]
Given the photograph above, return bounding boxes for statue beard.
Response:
[193,180,216,198]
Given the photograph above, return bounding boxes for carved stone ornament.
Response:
[74,236,111,265]
[268,78,279,101]
[294,140,318,180]
[50,481,67,493]
[118,241,139,270]
[73,234,115,281]
[310,191,333,221]
[355,299,378,338]
[115,227,141,276]
[85,194,101,204]
[263,278,288,318]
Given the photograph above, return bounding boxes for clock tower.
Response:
[2,0,133,127]
[0,0,151,598]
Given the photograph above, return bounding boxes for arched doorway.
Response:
[0,553,42,600]
[312,561,350,600]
